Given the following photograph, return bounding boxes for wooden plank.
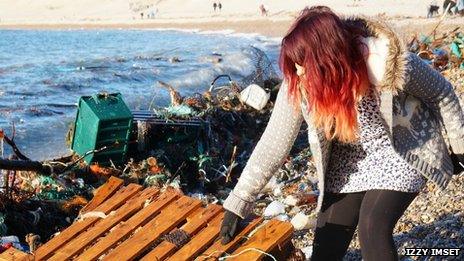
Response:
[48,187,160,261]
[198,217,264,260]
[34,183,142,261]
[0,248,33,261]
[93,183,142,214]
[140,204,223,261]
[166,213,224,261]
[75,189,180,261]
[102,196,202,261]
[227,220,293,260]
[80,176,124,213]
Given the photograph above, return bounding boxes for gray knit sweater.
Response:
[223,17,464,218]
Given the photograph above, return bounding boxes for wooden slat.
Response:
[102,196,202,261]
[228,220,293,260]
[80,176,124,213]
[198,217,264,260]
[0,248,33,261]
[140,204,223,261]
[49,187,160,261]
[93,183,142,213]
[34,183,142,261]
[75,190,180,261]
[166,213,224,261]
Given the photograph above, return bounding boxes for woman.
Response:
[219,6,464,261]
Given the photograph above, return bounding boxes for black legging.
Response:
[311,189,419,261]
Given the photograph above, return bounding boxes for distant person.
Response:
[260,4,268,16]
[218,2,222,12]
[457,0,464,15]
[213,2,217,12]
[148,7,158,19]
[443,0,457,14]
[140,12,144,19]
[427,1,440,18]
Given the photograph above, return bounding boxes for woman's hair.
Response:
[280,6,369,143]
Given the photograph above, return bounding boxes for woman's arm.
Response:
[223,81,304,218]
[403,53,464,154]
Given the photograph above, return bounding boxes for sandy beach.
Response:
[0,0,463,38]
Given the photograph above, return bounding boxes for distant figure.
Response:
[140,12,144,19]
[148,7,158,19]
[260,4,268,16]
[218,2,222,12]
[457,0,464,15]
[443,0,457,14]
[427,1,440,18]
[213,2,217,12]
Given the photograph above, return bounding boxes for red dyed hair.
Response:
[280,6,369,143]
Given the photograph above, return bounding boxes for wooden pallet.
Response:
[34,177,294,261]
[0,248,33,261]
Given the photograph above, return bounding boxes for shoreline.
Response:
[0,19,294,37]
[0,17,464,38]
[1,16,463,38]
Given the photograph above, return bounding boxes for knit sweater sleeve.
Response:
[404,52,464,154]
[223,81,304,218]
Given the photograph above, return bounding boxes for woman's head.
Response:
[280,6,369,143]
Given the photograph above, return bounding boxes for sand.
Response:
[0,0,463,38]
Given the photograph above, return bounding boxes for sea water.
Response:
[0,29,280,160]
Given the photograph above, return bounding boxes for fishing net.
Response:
[237,46,281,90]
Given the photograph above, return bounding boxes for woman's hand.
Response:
[219,210,242,245]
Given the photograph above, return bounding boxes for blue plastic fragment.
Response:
[450,42,462,58]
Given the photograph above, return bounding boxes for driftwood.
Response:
[0,158,52,175]
[1,125,31,161]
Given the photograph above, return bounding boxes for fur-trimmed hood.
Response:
[342,16,409,94]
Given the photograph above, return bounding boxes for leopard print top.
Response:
[325,88,427,193]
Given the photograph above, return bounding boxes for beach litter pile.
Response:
[0,46,318,258]
[0,34,463,259]
[409,27,464,92]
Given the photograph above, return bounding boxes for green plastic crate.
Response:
[71,93,133,166]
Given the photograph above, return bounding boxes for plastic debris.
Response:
[291,212,316,231]
[78,211,107,220]
[409,28,464,70]
[0,236,27,252]
[263,201,286,218]
[300,246,313,260]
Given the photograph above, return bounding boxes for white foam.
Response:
[197,29,235,35]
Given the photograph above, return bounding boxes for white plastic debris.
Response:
[300,246,313,260]
[273,186,283,197]
[240,84,270,110]
[291,212,316,230]
[78,211,107,221]
[275,214,290,222]
[263,201,286,218]
[283,195,298,206]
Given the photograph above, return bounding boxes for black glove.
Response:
[219,210,242,245]
[451,153,464,174]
